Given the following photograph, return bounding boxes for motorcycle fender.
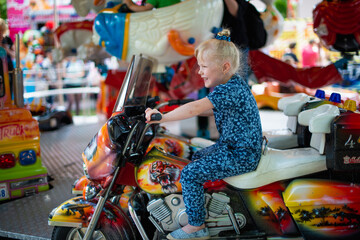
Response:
[48,196,132,229]
[48,196,95,228]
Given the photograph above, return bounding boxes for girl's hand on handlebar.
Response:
[145,108,162,123]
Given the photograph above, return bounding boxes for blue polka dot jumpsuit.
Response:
[180,74,263,226]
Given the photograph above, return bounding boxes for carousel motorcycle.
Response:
[70,90,340,195]
[48,55,360,240]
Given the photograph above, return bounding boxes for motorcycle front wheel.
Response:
[51,225,128,240]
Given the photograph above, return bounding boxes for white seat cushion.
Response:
[263,129,298,149]
[278,93,311,116]
[224,147,326,189]
[298,104,340,133]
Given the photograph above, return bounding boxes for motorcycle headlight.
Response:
[84,183,101,201]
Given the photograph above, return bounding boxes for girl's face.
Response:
[197,54,227,88]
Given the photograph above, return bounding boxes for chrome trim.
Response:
[48,221,82,228]
[71,190,83,195]
[14,34,24,108]
[148,215,165,234]
[136,123,153,153]
[225,204,240,235]
[83,196,106,240]
[154,102,169,110]
[84,184,100,201]
[128,190,149,240]
[122,121,140,156]
[129,202,149,240]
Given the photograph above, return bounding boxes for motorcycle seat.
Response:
[263,129,298,149]
[278,93,312,116]
[298,104,340,154]
[276,93,312,135]
[298,104,340,134]
[224,147,326,189]
[263,94,311,149]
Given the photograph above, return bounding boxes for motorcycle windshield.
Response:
[83,55,154,181]
[113,55,154,114]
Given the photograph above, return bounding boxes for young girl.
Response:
[145,29,262,240]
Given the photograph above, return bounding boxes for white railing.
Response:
[23,66,101,115]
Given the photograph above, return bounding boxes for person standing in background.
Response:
[302,39,320,67]
[0,18,15,95]
[283,42,299,67]
[42,49,57,104]
[62,56,85,115]
[221,0,248,49]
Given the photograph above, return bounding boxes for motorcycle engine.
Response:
[147,192,244,235]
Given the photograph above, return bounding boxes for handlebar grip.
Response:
[168,99,194,106]
[151,113,162,121]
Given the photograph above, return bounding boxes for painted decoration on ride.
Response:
[71,0,121,17]
[242,182,298,236]
[82,123,117,181]
[326,110,360,171]
[92,0,224,72]
[53,20,110,61]
[249,50,343,89]
[313,0,360,52]
[147,133,199,159]
[49,196,128,227]
[54,21,93,58]
[136,147,188,194]
[0,117,39,142]
[283,179,360,239]
[260,0,284,47]
[0,48,49,201]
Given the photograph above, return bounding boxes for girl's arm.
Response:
[0,38,15,60]
[6,44,15,60]
[199,109,214,117]
[146,97,214,123]
[224,0,239,18]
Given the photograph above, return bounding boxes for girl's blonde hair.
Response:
[195,29,244,76]
[0,18,9,36]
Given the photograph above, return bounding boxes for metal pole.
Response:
[54,0,59,29]
[54,0,64,105]
[14,34,24,108]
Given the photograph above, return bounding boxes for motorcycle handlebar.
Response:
[168,99,194,106]
[151,113,162,121]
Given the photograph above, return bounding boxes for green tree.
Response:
[274,0,287,19]
[0,0,6,20]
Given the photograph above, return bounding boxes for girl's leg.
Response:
[180,163,207,227]
[181,146,260,227]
